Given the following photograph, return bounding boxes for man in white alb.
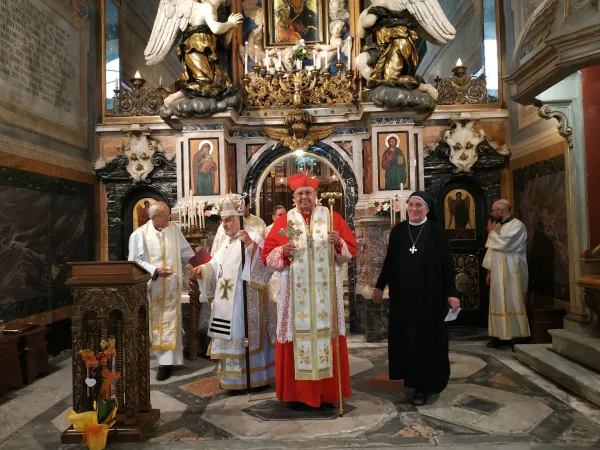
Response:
[483,199,530,349]
[128,201,194,381]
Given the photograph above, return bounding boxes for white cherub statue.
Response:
[315,20,352,71]
[144,0,244,107]
[355,0,455,97]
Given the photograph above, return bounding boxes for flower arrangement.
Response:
[291,39,308,61]
[202,201,220,225]
[66,339,120,450]
[373,195,407,225]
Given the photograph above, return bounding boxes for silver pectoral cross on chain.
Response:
[409,245,417,254]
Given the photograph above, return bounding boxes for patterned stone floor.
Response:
[1,335,600,449]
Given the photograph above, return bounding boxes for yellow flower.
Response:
[66,410,109,450]
[100,340,109,350]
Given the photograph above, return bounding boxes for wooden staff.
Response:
[321,191,344,417]
[240,213,252,401]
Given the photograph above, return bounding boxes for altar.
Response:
[94,0,511,351]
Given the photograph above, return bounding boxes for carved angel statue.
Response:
[355,0,455,92]
[315,20,352,72]
[144,0,244,107]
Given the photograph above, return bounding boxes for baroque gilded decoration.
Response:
[111,74,166,117]
[355,0,455,106]
[94,126,175,184]
[437,119,510,173]
[242,63,356,108]
[435,63,498,105]
[144,0,243,108]
[264,109,335,150]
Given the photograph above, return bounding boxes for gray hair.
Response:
[273,205,286,215]
[148,201,169,218]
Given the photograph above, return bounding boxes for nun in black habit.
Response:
[373,191,460,406]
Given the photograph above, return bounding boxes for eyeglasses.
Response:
[295,191,314,197]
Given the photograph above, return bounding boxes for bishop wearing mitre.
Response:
[191,193,276,390]
[263,174,357,409]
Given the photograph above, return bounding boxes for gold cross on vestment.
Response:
[279,220,302,244]
[219,278,234,300]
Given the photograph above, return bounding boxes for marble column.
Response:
[354,216,391,342]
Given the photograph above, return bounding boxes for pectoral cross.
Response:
[279,220,302,245]
[219,278,234,301]
[409,245,417,254]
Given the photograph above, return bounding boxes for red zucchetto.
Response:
[287,173,319,191]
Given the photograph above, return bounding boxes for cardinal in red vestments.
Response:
[262,173,356,409]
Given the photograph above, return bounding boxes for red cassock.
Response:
[262,209,357,407]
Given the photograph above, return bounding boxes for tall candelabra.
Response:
[242,63,356,108]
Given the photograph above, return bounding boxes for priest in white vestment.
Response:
[128,201,194,381]
[483,199,530,348]
[192,193,276,390]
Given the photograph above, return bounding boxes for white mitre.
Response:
[218,193,245,217]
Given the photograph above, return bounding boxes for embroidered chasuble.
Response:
[483,218,530,340]
[263,207,356,406]
[128,222,194,355]
[198,227,276,389]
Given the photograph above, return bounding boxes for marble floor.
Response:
[1,336,600,450]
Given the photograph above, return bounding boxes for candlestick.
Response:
[245,41,249,74]
[337,45,340,60]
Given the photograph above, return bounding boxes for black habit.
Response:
[375,219,455,394]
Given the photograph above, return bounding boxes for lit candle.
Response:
[254,45,258,65]
[456,58,463,67]
[134,70,141,79]
[245,41,249,74]
[337,45,340,60]
[266,49,270,69]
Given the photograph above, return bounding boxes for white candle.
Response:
[347,40,351,69]
[312,49,317,65]
[325,51,329,68]
[266,49,270,69]
[114,78,118,89]
[254,45,258,65]
[158,75,163,87]
[337,45,340,60]
[278,50,282,69]
[190,190,195,227]
[456,58,463,67]
[244,41,249,74]
[134,70,141,79]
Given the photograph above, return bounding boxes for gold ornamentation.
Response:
[434,64,497,105]
[319,345,330,364]
[318,309,329,321]
[264,109,335,151]
[111,75,166,117]
[219,279,234,301]
[242,65,356,108]
[298,346,310,365]
[297,311,308,322]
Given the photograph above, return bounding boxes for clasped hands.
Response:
[372,288,461,312]
[282,231,342,258]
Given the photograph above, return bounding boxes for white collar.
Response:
[409,218,427,226]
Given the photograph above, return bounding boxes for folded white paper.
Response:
[445,308,461,322]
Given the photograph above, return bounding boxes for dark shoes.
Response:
[487,337,529,350]
[157,365,173,381]
[412,390,428,406]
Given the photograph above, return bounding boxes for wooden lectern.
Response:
[61,261,159,443]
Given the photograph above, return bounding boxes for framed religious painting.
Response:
[189,138,220,195]
[444,188,476,241]
[264,0,329,47]
[376,131,410,191]
[132,198,158,230]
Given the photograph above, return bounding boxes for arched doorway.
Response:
[244,141,359,327]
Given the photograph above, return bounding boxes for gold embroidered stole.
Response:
[209,237,243,340]
[140,222,181,352]
[288,206,333,381]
